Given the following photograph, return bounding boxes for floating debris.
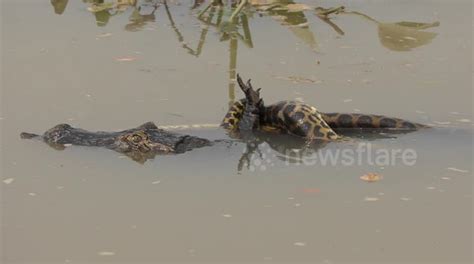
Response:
[98,251,115,256]
[63,144,72,147]
[3,178,14,185]
[151,180,161,185]
[456,119,471,123]
[426,186,436,190]
[343,99,353,103]
[441,177,451,180]
[360,173,382,182]
[114,56,137,62]
[273,75,320,84]
[400,197,412,201]
[28,193,37,196]
[294,203,302,207]
[222,214,232,218]
[293,242,306,247]
[364,197,379,202]
[96,32,112,38]
[287,197,295,200]
[446,167,469,173]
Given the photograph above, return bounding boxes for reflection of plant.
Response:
[315,6,440,52]
[125,4,159,31]
[82,0,159,27]
[163,0,215,57]
[51,0,69,15]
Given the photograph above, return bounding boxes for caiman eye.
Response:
[131,135,142,143]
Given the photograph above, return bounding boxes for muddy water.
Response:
[1,0,472,263]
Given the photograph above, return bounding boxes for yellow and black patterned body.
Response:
[319,112,428,131]
[221,74,428,140]
[222,99,340,140]
[221,99,247,131]
[260,101,340,140]
[221,100,428,140]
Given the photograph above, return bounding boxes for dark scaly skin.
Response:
[221,75,428,140]
[320,113,428,131]
[223,99,340,140]
[222,75,340,140]
[21,122,212,163]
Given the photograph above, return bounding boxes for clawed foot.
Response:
[236,73,263,108]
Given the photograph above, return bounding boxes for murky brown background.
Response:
[1,0,472,263]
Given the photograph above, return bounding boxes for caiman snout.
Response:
[20,132,40,139]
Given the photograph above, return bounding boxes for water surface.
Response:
[1,0,472,263]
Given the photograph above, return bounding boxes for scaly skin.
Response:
[221,75,428,140]
[21,122,212,163]
[21,74,429,164]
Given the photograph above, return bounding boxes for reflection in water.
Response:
[235,127,414,172]
[343,10,440,51]
[125,4,159,32]
[51,0,69,14]
[315,6,440,52]
[376,22,439,51]
[51,1,440,53]
[315,6,345,35]
[50,1,440,103]
[164,0,216,57]
[21,122,415,171]
[265,0,318,51]
[44,1,440,168]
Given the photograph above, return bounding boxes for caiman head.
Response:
[116,130,175,154]
[21,121,212,164]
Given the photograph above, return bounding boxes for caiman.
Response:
[21,74,428,163]
[20,122,212,163]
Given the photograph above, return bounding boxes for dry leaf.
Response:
[360,173,382,182]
